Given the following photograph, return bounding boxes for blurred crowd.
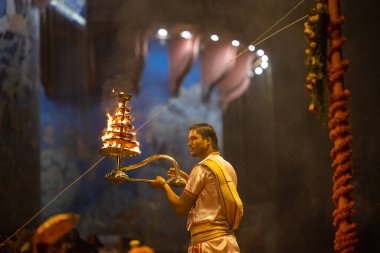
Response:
[0,228,154,253]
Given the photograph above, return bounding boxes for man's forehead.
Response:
[188,130,198,136]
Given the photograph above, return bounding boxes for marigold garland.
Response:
[328,89,358,253]
[325,0,358,252]
[304,1,329,122]
[304,1,358,252]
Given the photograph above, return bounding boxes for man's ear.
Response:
[205,137,212,146]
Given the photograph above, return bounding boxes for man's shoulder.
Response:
[200,155,238,185]
[201,155,232,168]
[188,163,214,182]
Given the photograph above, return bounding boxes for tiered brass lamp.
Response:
[100,91,186,187]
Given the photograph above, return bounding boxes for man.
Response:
[150,123,243,252]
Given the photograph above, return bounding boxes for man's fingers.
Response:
[167,167,176,177]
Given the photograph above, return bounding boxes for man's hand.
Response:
[150,176,167,189]
[167,168,176,178]
[167,168,189,181]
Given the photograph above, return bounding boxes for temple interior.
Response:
[1,0,380,252]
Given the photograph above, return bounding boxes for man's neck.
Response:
[200,150,219,160]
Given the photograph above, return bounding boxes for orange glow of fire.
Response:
[101,110,140,153]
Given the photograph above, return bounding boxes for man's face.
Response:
[188,130,209,157]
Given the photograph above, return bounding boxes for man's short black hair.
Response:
[189,123,219,151]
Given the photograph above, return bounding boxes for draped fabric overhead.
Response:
[218,52,255,110]
[222,77,251,110]
[129,35,253,109]
[166,36,255,109]
[199,41,238,101]
[168,35,200,96]
[132,34,254,110]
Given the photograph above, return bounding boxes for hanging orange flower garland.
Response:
[326,0,358,251]
[304,1,329,122]
[304,1,358,252]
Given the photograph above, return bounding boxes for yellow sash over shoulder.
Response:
[201,157,244,230]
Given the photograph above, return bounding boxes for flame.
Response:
[100,97,141,156]
[131,146,140,152]
[101,132,113,141]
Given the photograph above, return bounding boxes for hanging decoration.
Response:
[304,0,358,252]
[304,0,329,123]
[326,0,358,252]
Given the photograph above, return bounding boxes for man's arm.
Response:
[151,176,196,216]
[163,182,195,216]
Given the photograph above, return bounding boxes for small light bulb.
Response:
[248,45,256,52]
[261,55,269,62]
[257,49,264,56]
[261,61,269,69]
[232,40,240,47]
[210,34,219,41]
[255,67,263,75]
[157,28,168,38]
[180,31,192,39]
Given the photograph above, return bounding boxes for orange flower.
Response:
[307,73,317,81]
[309,15,319,22]
[309,103,316,112]
[311,57,317,65]
[306,74,317,84]
[305,84,313,91]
